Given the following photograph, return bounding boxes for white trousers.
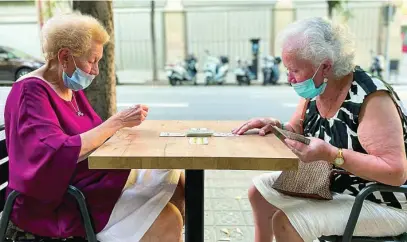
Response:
[97,169,181,242]
[253,171,407,242]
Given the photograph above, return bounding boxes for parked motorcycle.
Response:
[370,54,384,79]
[262,55,281,85]
[203,50,229,85]
[165,54,198,86]
[234,58,256,85]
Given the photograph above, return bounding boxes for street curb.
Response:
[118,80,292,87]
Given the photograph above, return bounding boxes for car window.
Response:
[3,47,30,59]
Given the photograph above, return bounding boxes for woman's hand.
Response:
[232,118,281,136]
[114,104,149,128]
[284,137,336,163]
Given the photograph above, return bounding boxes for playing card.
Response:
[159,132,185,137]
[188,137,209,145]
[213,132,239,137]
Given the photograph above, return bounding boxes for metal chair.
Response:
[0,123,97,242]
[319,183,407,242]
[0,186,98,242]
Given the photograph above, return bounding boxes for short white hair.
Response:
[278,17,356,79]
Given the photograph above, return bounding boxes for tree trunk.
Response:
[151,0,158,81]
[327,0,341,20]
[73,0,116,121]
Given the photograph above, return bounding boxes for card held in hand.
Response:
[272,126,310,145]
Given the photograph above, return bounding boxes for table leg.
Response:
[185,169,204,242]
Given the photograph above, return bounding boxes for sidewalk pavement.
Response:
[202,170,265,241]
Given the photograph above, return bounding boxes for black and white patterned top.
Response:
[303,66,407,209]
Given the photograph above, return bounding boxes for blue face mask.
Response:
[62,56,95,91]
[291,64,327,99]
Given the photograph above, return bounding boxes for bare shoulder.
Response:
[358,90,405,158]
[359,90,397,121]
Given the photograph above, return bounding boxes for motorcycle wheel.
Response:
[205,77,211,86]
[236,76,242,86]
[169,78,177,86]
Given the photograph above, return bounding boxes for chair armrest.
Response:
[342,184,407,242]
[67,185,98,242]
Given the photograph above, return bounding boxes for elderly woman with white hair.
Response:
[233,17,407,242]
[4,12,184,241]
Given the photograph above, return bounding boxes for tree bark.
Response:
[73,0,116,121]
[327,0,341,19]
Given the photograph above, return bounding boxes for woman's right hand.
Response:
[232,118,281,136]
[114,104,149,128]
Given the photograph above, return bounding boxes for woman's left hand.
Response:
[284,137,335,163]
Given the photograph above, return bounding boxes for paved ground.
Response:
[2,83,407,241]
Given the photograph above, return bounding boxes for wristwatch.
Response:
[333,148,345,166]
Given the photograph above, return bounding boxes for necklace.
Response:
[317,74,353,118]
[69,93,84,116]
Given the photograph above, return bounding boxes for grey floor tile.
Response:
[204,188,212,198]
[210,198,241,211]
[242,211,254,226]
[204,211,215,225]
[214,211,246,226]
[238,198,252,211]
[204,198,212,210]
[206,178,252,188]
[210,188,248,199]
[204,226,216,241]
[214,226,254,241]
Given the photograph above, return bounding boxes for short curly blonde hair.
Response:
[41,11,110,61]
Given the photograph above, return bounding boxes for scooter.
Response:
[165,55,198,86]
[370,55,384,79]
[203,50,229,85]
[234,58,256,85]
[262,56,281,85]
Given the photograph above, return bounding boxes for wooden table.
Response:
[88,120,298,242]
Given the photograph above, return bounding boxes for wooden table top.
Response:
[88,120,299,171]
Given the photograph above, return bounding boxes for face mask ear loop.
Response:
[311,63,323,80]
[71,55,78,69]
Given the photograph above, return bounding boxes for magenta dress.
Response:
[4,77,130,238]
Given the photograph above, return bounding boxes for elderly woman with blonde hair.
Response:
[233,17,407,242]
[4,12,184,241]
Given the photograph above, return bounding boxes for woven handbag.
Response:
[272,99,334,200]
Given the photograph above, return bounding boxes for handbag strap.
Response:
[299,99,310,135]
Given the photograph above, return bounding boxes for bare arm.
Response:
[77,117,122,162]
[77,104,148,163]
[327,91,407,186]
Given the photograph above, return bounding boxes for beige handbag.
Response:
[272,99,334,200]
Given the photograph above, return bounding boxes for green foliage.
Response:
[327,0,353,21]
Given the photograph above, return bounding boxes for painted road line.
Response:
[117,103,189,108]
